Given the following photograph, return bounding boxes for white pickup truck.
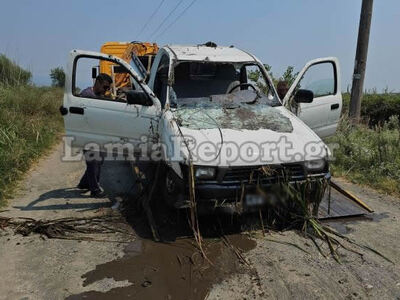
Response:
[62,43,342,213]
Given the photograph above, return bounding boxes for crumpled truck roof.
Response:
[164,45,256,63]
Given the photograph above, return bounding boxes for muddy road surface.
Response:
[0,143,399,300]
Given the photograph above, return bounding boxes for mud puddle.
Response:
[67,234,256,300]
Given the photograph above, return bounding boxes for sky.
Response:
[1,0,399,91]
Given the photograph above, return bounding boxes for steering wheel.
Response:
[227,83,257,94]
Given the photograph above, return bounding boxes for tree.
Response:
[50,67,65,87]
[248,64,298,91]
[280,66,298,87]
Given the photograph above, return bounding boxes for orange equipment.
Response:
[100,42,159,90]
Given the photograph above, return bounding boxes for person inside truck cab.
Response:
[80,73,112,98]
[277,80,289,100]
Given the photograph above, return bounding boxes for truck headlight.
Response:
[195,167,216,179]
[304,159,326,171]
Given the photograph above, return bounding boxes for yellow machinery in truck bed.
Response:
[100,41,159,92]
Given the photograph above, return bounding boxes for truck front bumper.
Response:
[171,172,330,214]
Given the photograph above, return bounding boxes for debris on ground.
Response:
[0,215,134,243]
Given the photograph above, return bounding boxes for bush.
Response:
[342,93,400,127]
[0,54,32,86]
[0,85,64,206]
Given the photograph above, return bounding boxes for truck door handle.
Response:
[69,107,85,115]
[331,103,339,110]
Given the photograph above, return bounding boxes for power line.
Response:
[137,0,166,39]
[155,0,198,40]
[148,0,185,40]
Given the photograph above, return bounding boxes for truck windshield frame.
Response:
[169,61,280,107]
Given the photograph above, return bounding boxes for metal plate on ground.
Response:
[318,187,370,219]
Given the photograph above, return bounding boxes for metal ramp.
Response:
[318,180,373,220]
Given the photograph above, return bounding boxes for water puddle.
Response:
[67,234,256,300]
[322,212,389,235]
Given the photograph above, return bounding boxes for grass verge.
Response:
[327,116,400,197]
[0,85,64,207]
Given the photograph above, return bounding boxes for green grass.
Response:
[0,54,31,86]
[327,115,400,197]
[0,85,64,207]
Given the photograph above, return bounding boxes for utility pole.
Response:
[349,0,374,123]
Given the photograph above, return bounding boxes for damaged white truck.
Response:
[62,43,342,214]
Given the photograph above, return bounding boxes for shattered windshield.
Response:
[169,61,291,132]
[173,92,293,132]
[170,61,281,108]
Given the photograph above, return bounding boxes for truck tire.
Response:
[162,166,186,208]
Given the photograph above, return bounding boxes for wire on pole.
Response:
[149,0,185,40]
[155,0,198,40]
[137,0,166,39]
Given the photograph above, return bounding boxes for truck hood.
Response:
[173,104,327,167]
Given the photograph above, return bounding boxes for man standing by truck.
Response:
[77,73,112,197]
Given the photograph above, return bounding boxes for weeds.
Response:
[0,54,31,86]
[0,85,64,206]
[327,116,400,196]
[257,178,392,263]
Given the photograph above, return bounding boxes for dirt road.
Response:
[0,143,399,299]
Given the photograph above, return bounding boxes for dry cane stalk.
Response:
[259,209,265,237]
[188,163,212,265]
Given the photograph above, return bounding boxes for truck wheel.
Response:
[162,166,185,208]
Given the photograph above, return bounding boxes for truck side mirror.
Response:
[294,89,314,103]
[126,90,153,106]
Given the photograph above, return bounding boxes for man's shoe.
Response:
[91,189,107,198]
[77,184,89,190]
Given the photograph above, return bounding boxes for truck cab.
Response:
[62,43,342,213]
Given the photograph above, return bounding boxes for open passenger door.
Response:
[283,57,342,138]
[62,50,161,153]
